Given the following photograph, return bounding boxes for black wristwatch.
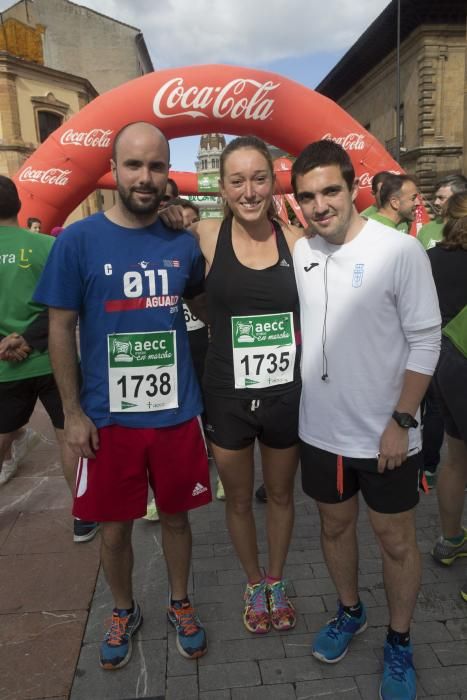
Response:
[392,410,418,429]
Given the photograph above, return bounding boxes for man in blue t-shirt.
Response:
[35,122,211,669]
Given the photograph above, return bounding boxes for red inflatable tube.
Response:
[13,64,407,232]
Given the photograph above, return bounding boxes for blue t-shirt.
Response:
[34,212,204,428]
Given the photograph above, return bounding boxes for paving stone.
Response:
[259,656,323,684]
[166,674,199,699]
[166,632,197,677]
[200,691,231,700]
[432,641,467,666]
[354,672,383,699]
[417,667,467,695]
[319,649,381,678]
[296,677,362,699]
[293,577,337,597]
[0,507,91,555]
[232,684,296,699]
[70,639,167,700]
[419,696,461,700]
[0,610,87,700]
[282,633,312,658]
[0,509,18,548]
[411,620,454,643]
[0,471,72,512]
[446,618,467,640]
[290,595,325,614]
[198,635,285,665]
[0,549,99,614]
[193,554,241,572]
[199,661,261,691]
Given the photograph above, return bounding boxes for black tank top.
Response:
[204,216,301,398]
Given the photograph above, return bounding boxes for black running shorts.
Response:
[434,337,467,443]
[203,386,300,450]
[300,442,422,514]
[0,374,64,433]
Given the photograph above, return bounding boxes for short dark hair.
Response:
[435,174,467,195]
[166,178,179,198]
[178,198,199,216]
[379,174,417,207]
[27,217,41,228]
[111,121,170,163]
[0,175,21,219]
[291,140,355,195]
[371,171,392,195]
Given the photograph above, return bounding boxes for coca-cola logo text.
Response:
[19,167,71,186]
[322,133,366,151]
[358,170,401,188]
[60,128,112,148]
[153,77,279,121]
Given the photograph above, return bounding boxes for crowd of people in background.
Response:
[1,126,466,700]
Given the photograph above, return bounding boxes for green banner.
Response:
[197,172,219,192]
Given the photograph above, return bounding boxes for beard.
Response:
[117,182,162,217]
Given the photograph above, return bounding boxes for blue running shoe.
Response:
[379,640,417,700]
[167,600,207,659]
[312,602,367,663]
[100,602,143,670]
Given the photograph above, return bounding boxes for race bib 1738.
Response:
[108,331,178,412]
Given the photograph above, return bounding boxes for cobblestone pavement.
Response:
[1,405,467,699]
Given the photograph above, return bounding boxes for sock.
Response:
[266,575,281,585]
[446,531,465,545]
[248,578,263,587]
[387,626,410,647]
[115,600,134,615]
[170,596,190,608]
[343,600,363,618]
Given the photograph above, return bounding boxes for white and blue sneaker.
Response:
[312,601,367,663]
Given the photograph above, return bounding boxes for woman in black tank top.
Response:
[192,136,303,635]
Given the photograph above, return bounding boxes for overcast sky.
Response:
[0,0,391,169]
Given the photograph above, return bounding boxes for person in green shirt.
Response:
[0,175,98,543]
[360,170,391,219]
[365,173,418,231]
[417,174,467,251]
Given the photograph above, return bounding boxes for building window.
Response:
[396,103,404,145]
[31,92,69,145]
[37,110,63,143]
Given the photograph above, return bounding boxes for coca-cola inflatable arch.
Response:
[14,65,403,231]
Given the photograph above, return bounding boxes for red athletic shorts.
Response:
[73,418,211,521]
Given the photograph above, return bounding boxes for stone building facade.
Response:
[0,0,153,226]
[316,0,467,198]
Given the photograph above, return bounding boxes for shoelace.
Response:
[106,613,129,646]
[245,583,268,619]
[172,605,199,636]
[326,608,351,639]
[387,646,410,682]
[268,581,290,610]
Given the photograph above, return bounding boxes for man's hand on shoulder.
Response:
[0,333,32,362]
[64,409,99,459]
[159,204,185,230]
